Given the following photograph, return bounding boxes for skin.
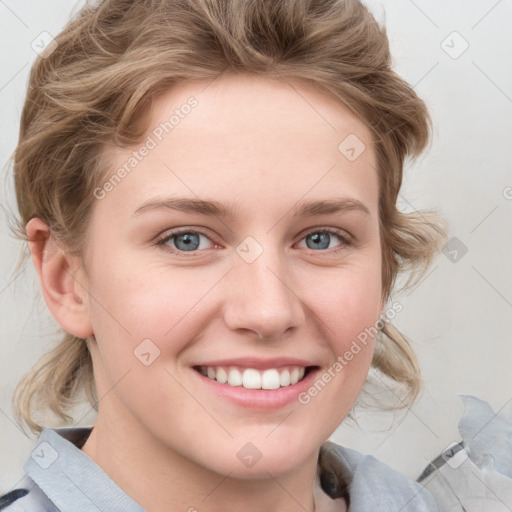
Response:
[28,74,384,512]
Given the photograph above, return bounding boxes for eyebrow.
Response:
[292,198,370,217]
[132,197,371,219]
[133,198,237,218]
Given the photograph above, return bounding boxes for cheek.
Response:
[87,252,215,341]
[300,261,382,407]
[84,258,214,421]
[84,253,234,412]
[314,261,383,346]
[295,256,382,365]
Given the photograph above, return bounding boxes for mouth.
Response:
[193,365,313,390]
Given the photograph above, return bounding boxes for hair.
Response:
[10,0,448,434]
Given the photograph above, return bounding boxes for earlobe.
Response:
[26,218,93,338]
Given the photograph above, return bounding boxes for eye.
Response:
[156,229,216,253]
[296,228,351,252]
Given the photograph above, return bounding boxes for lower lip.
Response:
[192,367,319,409]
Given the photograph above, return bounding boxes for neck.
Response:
[81,411,325,512]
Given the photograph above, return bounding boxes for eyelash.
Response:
[155,227,353,256]
[296,228,353,253]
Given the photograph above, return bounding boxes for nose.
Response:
[222,250,306,340]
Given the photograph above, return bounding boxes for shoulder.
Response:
[7,427,144,512]
[319,441,439,512]
[0,475,59,512]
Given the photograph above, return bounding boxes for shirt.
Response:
[0,426,439,511]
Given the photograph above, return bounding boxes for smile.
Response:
[195,365,308,390]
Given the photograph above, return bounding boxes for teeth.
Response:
[228,367,243,386]
[279,369,291,386]
[198,365,308,389]
[242,368,261,389]
[216,367,228,384]
[261,369,280,390]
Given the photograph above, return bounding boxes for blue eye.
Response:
[305,232,331,250]
[156,227,351,256]
[157,230,214,253]
[297,229,350,251]
[173,232,200,251]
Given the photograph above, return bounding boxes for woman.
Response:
[2,0,449,510]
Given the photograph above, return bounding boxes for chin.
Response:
[193,434,319,480]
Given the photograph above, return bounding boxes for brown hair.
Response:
[11,0,447,434]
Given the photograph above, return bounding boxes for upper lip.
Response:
[193,357,317,370]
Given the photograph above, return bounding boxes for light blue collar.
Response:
[24,427,144,512]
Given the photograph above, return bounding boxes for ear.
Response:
[26,218,93,338]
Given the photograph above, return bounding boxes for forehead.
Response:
[95,74,378,221]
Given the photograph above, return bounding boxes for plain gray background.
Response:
[1,0,511,494]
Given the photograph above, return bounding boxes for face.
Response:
[81,74,383,478]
